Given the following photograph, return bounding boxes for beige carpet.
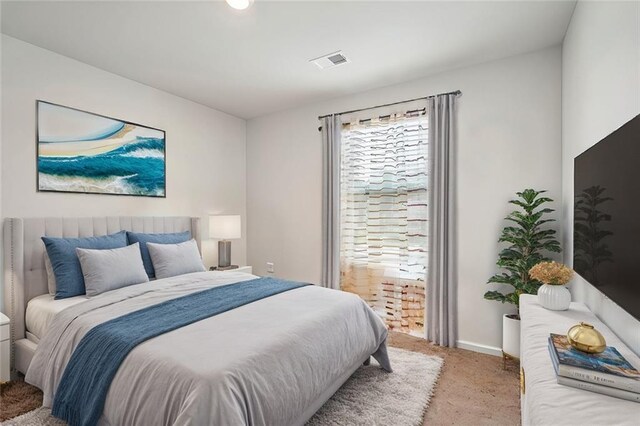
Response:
[0,332,519,425]
[0,381,42,423]
[388,332,521,426]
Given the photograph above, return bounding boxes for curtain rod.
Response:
[316,107,425,132]
[317,90,461,120]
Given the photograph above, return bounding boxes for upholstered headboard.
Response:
[2,216,201,347]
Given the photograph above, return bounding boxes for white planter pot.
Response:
[502,314,520,358]
[537,284,571,310]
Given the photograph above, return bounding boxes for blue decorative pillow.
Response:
[42,231,128,299]
[126,231,191,278]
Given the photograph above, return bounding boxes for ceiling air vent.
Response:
[310,51,349,69]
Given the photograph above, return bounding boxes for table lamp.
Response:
[209,215,241,269]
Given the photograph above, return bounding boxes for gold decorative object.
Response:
[520,367,526,395]
[567,322,606,353]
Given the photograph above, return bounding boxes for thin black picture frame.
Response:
[36,100,167,198]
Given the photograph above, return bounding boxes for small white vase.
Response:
[538,284,571,310]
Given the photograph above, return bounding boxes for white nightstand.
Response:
[210,266,253,274]
[0,312,9,383]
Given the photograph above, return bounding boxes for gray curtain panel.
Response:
[321,115,342,289]
[426,94,458,347]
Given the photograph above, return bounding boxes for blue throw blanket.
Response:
[52,277,309,426]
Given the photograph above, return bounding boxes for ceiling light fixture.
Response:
[226,0,253,10]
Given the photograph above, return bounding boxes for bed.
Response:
[3,217,390,425]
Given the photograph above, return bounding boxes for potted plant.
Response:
[529,261,574,310]
[485,189,561,359]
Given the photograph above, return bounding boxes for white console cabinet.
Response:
[520,295,640,425]
[1,312,9,383]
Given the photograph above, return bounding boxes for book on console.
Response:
[548,333,640,394]
[549,354,640,403]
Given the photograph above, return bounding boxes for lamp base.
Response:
[218,240,232,268]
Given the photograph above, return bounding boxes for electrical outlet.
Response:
[266,262,275,274]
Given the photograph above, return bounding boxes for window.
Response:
[340,112,428,336]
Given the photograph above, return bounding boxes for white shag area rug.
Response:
[1,409,65,426]
[307,347,443,425]
[3,347,443,426]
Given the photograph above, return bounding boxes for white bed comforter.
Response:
[26,271,390,426]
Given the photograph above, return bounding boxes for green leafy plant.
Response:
[485,189,561,312]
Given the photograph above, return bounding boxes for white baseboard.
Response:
[456,340,502,357]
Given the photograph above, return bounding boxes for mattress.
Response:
[26,293,86,342]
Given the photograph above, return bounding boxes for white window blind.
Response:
[340,113,428,335]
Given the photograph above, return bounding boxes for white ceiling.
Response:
[0,1,576,119]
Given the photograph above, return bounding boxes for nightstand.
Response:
[1,312,9,383]
[210,266,253,274]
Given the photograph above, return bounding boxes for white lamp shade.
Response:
[209,215,241,239]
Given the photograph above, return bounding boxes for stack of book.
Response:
[548,333,640,402]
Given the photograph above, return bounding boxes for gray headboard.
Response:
[2,216,201,346]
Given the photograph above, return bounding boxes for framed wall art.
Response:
[37,101,166,197]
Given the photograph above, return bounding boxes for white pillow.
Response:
[76,243,149,297]
[147,239,206,280]
[44,251,57,295]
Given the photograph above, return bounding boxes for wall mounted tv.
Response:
[574,114,640,321]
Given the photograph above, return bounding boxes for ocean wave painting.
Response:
[37,101,166,197]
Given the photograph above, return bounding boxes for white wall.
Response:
[0,17,4,278]
[1,35,247,271]
[562,1,640,355]
[247,47,563,353]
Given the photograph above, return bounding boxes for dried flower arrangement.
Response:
[528,261,574,286]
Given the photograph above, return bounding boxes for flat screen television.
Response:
[573,114,640,321]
